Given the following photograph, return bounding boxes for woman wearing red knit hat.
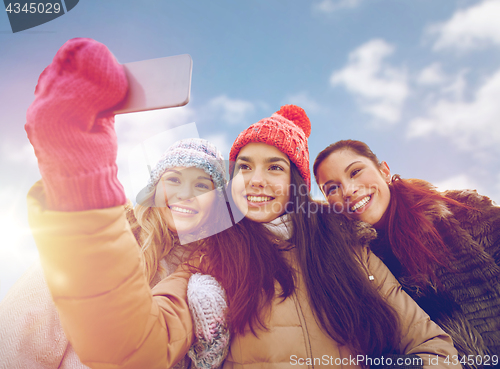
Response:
[24,38,460,369]
[224,105,459,366]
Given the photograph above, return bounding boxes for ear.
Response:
[379,161,391,183]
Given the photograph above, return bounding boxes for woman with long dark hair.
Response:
[23,38,459,368]
[314,139,500,365]
[222,104,458,364]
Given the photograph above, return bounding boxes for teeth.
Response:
[350,196,371,212]
[170,206,196,214]
[247,195,273,202]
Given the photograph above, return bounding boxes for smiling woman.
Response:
[157,167,216,235]
[221,104,460,367]
[134,138,230,280]
[314,139,500,363]
[231,143,292,223]
[135,138,230,249]
[0,131,231,369]
[124,138,233,367]
[315,147,391,227]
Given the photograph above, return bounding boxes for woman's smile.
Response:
[231,143,291,223]
[316,149,391,228]
[156,166,216,234]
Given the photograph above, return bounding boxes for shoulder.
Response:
[353,220,378,246]
[443,188,497,210]
[441,189,499,226]
[400,179,500,225]
[395,177,454,222]
[315,199,377,243]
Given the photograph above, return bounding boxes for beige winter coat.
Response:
[27,181,460,369]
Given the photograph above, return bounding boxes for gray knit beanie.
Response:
[136,138,226,206]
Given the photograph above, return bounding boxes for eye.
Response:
[195,182,211,190]
[325,185,339,196]
[236,163,250,171]
[269,164,284,171]
[350,168,361,178]
[164,176,181,184]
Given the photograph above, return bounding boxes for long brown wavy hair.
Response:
[129,157,401,356]
[128,188,231,284]
[223,162,400,357]
[313,139,467,290]
[127,184,295,336]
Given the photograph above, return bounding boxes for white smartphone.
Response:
[112,54,192,115]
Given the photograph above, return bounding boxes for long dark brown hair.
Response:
[218,161,400,357]
[131,150,402,355]
[313,139,466,290]
[288,164,399,356]
[128,188,294,336]
[200,211,295,336]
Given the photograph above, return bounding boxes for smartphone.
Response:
[112,54,192,115]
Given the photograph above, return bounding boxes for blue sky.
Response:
[1,0,500,299]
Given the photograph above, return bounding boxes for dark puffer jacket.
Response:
[369,188,500,364]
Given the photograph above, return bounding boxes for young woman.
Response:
[314,139,500,364]
[223,105,458,366]
[0,138,230,369]
[24,38,459,368]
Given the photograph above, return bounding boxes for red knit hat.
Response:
[229,105,311,189]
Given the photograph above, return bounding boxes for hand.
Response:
[25,38,129,211]
[187,273,230,369]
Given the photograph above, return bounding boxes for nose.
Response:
[342,180,358,199]
[249,169,266,188]
[175,184,195,202]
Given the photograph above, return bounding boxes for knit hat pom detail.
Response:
[276,105,311,138]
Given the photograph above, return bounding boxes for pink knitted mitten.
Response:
[25,38,128,211]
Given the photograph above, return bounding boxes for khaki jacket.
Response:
[27,182,460,369]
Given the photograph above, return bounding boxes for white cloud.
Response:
[493,173,500,204]
[0,237,39,301]
[1,141,37,166]
[115,106,196,143]
[408,67,500,152]
[0,186,39,300]
[203,133,231,160]
[330,39,409,124]
[440,70,468,100]
[284,92,322,114]
[434,173,500,203]
[416,63,446,86]
[434,174,479,192]
[207,95,254,125]
[313,0,361,13]
[429,0,500,51]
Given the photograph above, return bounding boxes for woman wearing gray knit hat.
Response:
[135,138,231,246]
[128,137,231,369]
[0,136,230,369]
